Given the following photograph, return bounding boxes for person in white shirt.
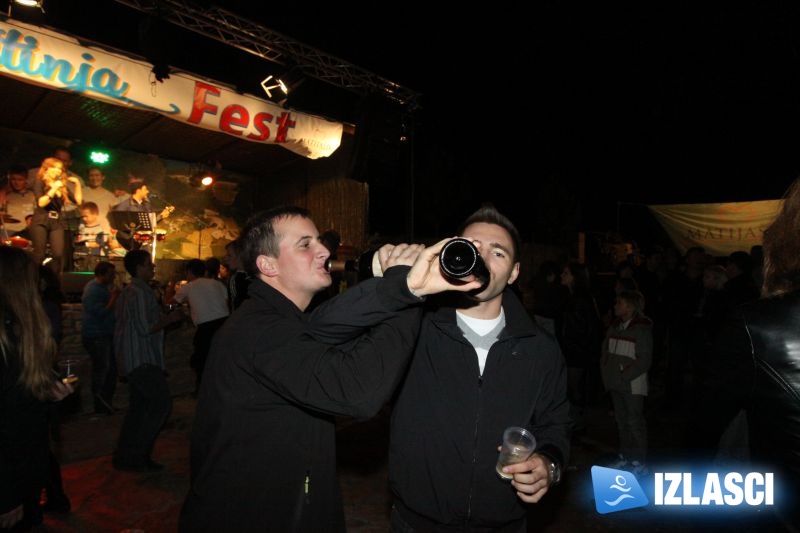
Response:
[81,167,119,228]
[168,258,229,393]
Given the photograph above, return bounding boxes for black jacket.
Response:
[390,290,570,530]
[700,289,800,530]
[180,266,423,532]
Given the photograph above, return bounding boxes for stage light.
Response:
[14,0,44,8]
[190,172,215,189]
[261,75,288,99]
[89,150,110,164]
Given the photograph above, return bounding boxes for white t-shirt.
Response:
[82,186,119,227]
[174,277,229,326]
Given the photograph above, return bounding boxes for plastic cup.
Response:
[57,358,82,385]
[496,427,536,480]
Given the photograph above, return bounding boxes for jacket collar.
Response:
[247,278,306,321]
[429,288,538,340]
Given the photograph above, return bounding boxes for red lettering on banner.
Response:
[275,112,296,143]
[189,81,221,123]
[248,112,274,140]
[220,104,249,135]
[188,81,297,142]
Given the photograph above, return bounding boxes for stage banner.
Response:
[649,200,783,256]
[0,19,342,159]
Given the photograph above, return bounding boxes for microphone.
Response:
[148,193,174,209]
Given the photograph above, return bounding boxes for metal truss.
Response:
[113,0,421,108]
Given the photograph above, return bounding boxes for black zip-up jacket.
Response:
[390,289,570,530]
[180,266,423,532]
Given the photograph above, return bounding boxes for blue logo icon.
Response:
[591,465,649,514]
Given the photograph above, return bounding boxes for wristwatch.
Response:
[546,459,562,485]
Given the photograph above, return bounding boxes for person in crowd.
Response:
[112,250,183,472]
[388,205,569,532]
[0,165,35,236]
[662,246,706,410]
[223,239,249,311]
[696,178,800,531]
[723,250,760,307]
[81,261,120,415]
[526,259,567,336]
[80,167,119,227]
[203,257,222,283]
[0,246,73,531]
[600,289,652,476]
[558,261,601,432]
[167,259,229,394]
[30,157,82,275]
[179,206,481,532]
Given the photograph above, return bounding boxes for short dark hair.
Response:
[186,259,206,278]
[81,201,99,214]
[457,204,522,262]
[205,257,221,277]
[8,164,27,177]
[727,251,753,275]
[94,261,115,277]
[128,179,147,195]
[124,249,151,277]
[240,206,311,277]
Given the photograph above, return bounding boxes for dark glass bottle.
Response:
[439,238,489,285]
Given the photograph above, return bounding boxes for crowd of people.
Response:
[3,167,800,531]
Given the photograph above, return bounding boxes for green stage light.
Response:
[89,151,110,164]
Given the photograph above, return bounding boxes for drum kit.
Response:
[133,229,167,244]
[0,211,32,250]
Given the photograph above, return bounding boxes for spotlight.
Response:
[14,0,44,8]
[190,172,215,189]
[261,75,287,99]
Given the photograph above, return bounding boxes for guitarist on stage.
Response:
[112,180,172,251]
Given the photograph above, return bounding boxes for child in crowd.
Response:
[601,289,653,476]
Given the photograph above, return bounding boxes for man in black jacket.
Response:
[179,206,480,532]
[390,206,570,531]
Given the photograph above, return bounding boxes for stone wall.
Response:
[59,303,196,415]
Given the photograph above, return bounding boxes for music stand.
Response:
[109,210,158,262]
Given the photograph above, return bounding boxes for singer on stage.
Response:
[31,157,82,275]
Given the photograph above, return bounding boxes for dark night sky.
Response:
[232,6,800,242]
[8,3,800,244]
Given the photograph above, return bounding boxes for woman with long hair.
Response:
[694,178,800,531]
[0,246,72,530]
[30,157,82,276]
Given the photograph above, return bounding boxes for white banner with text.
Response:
[0,19,343,159]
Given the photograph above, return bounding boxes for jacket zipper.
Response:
[466,375,483,522]
[292,470,311,529]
